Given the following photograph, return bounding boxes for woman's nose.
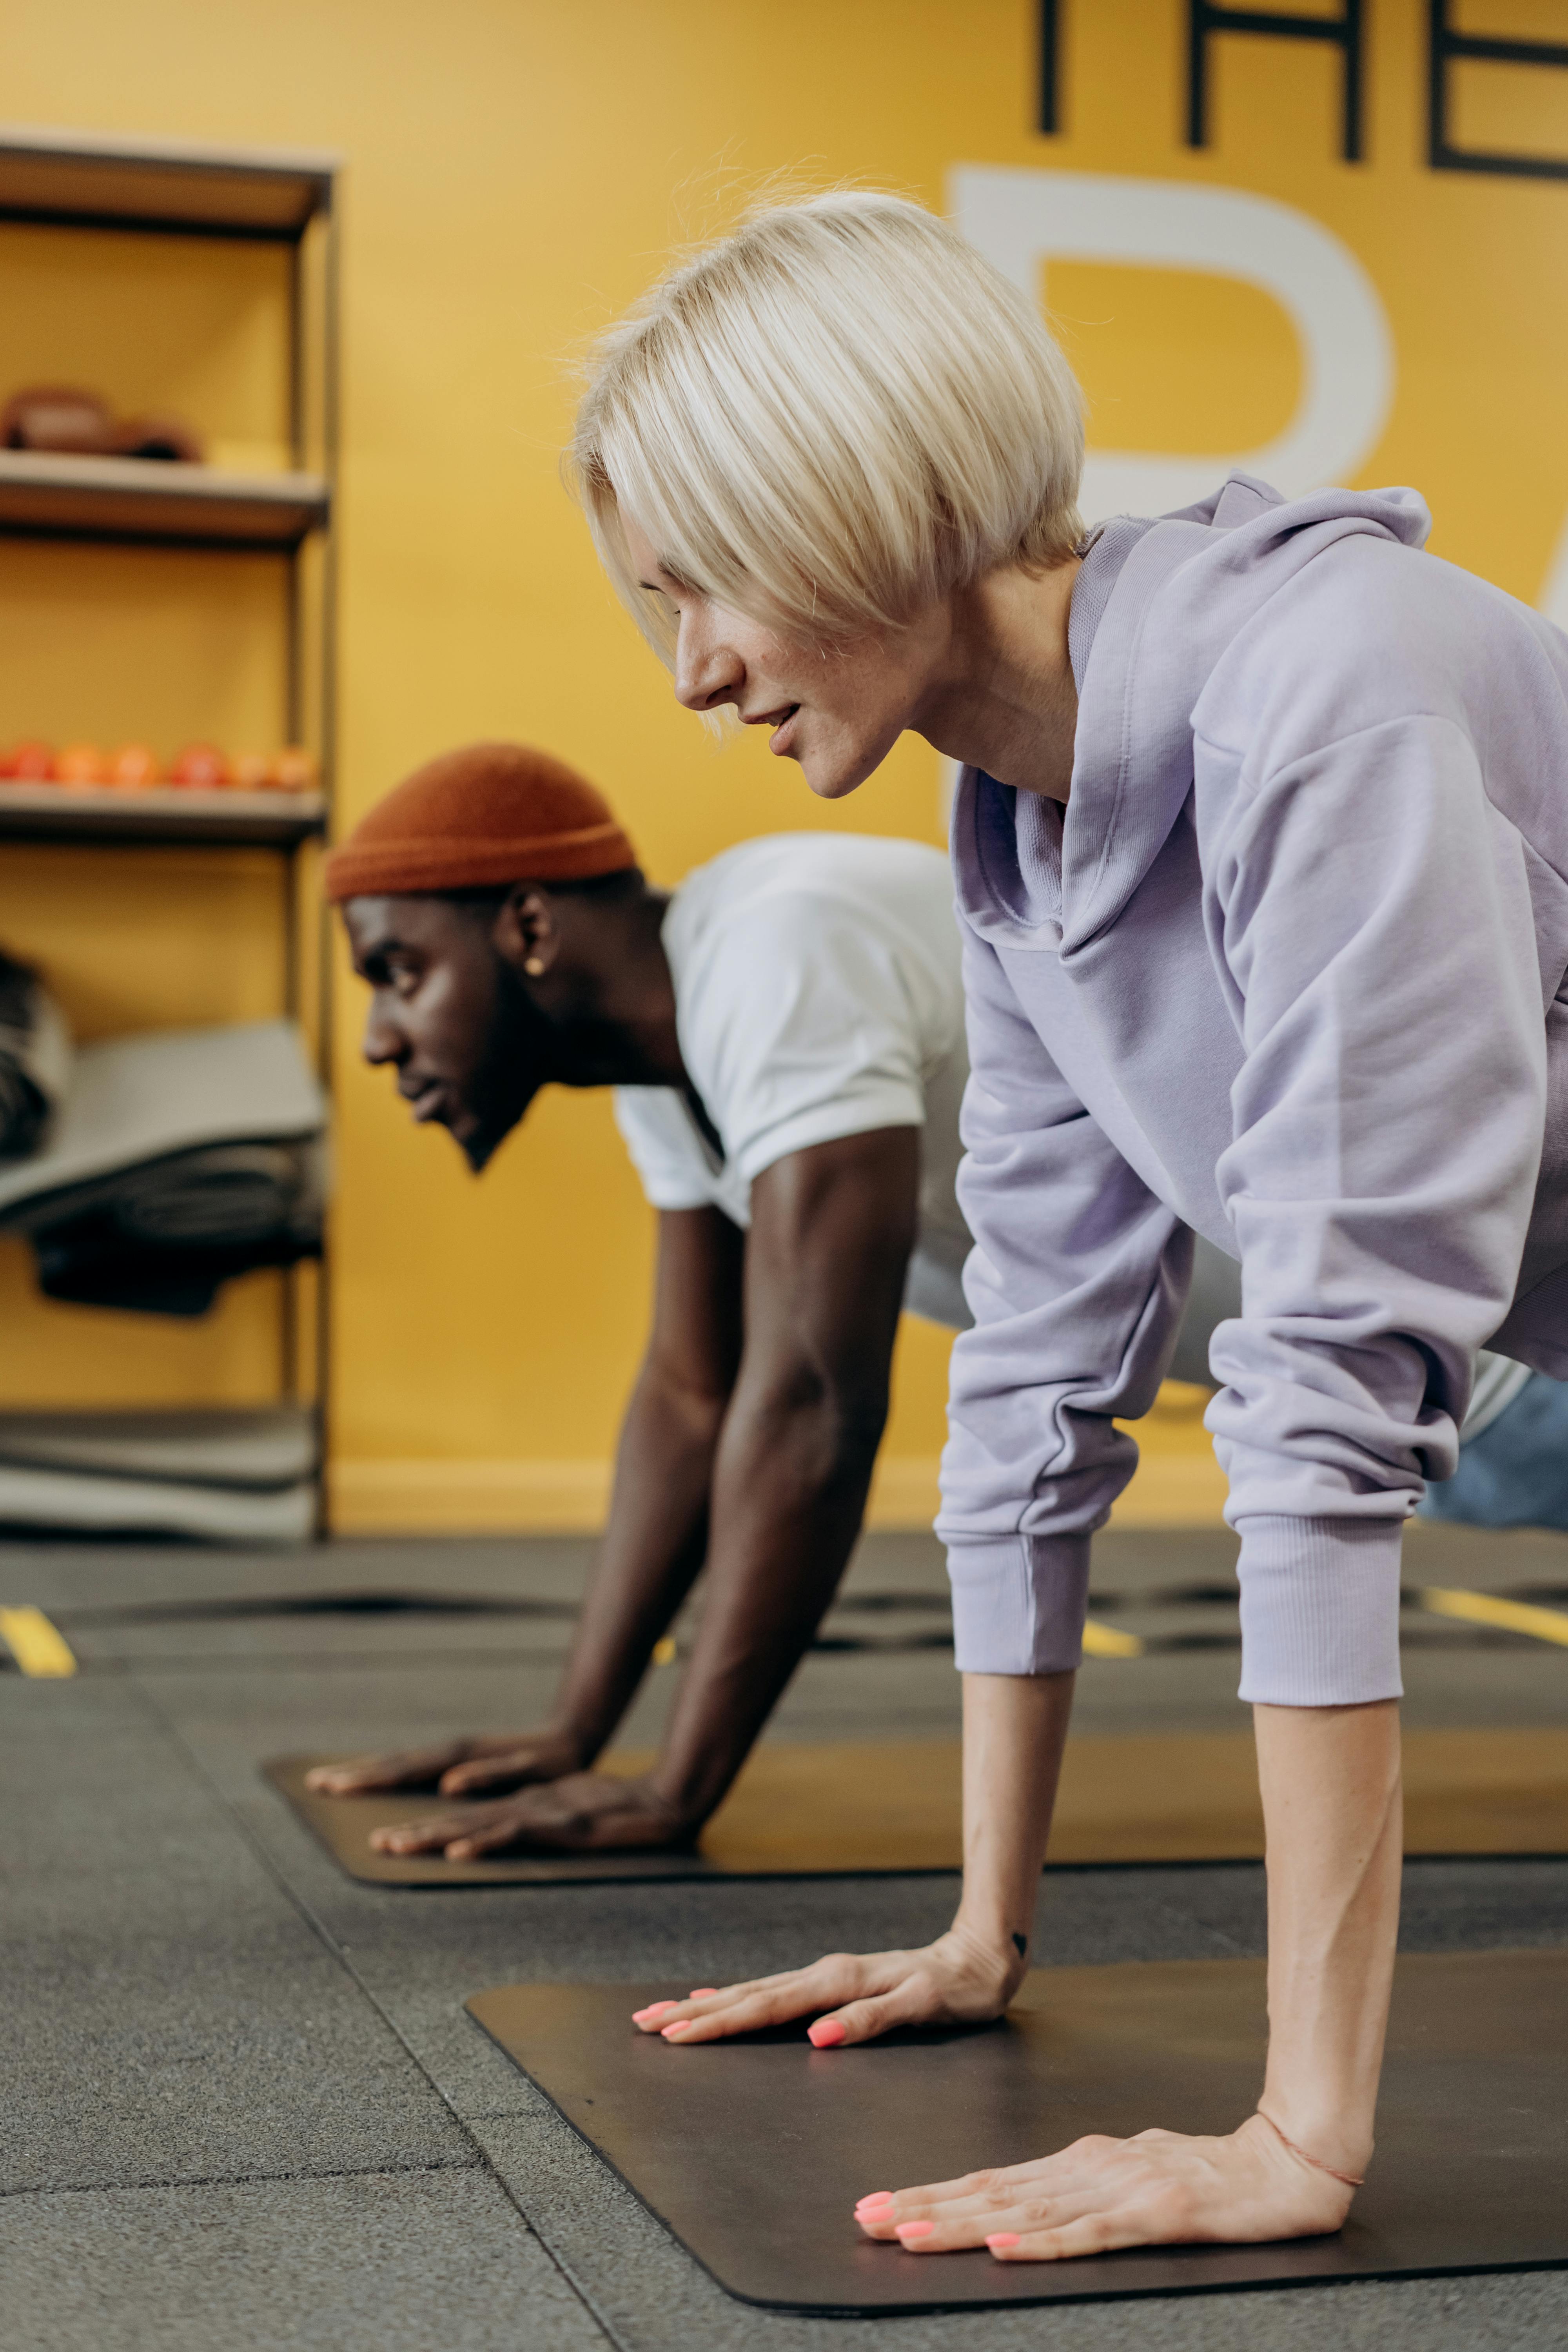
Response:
[674,623,743,713]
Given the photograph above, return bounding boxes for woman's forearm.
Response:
[1254,1698,1403,2178]
[952,1670,1076,1969]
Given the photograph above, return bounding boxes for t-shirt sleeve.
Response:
[611,1086,714,1210]
[680,891,928,1185]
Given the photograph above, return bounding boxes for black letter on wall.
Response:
[1039,0,1063,136]
[1429,0,1568,181]
[1187,1,1365,162]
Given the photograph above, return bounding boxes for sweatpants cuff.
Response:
[1235,1514,1405,1704]
[946,1533,1093,1674]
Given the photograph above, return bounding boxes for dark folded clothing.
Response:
[0,949,72,1160]
[34,1218,319,1316]
[23,1135,325,1315]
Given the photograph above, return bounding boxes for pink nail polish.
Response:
[661,2021,690,2038]
[987,2233,1020,2252]
[633,2002,675,2021]
[855,2193,893,2211]
[689,1987,718,1999]
[896,2221,934,2241]
[808,2018,845,2048]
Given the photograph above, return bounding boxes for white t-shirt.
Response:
[612,833,972,1327]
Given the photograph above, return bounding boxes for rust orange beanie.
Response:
[323,741,636,903]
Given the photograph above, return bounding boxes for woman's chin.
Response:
[800,746,874,800]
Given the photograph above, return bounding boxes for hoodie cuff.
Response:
[1235,1515,1405,1705]
[947,1534,1092,1675]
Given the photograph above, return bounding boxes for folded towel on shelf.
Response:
[0,1404,318,1489]
[0,950,73,1160]
[0,1459,316,1543]
[0,1018,327,1315]
[0,1017,324,1218]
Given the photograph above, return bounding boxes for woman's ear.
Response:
[494,886,559,981]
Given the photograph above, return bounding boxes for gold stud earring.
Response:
[523,956,546,977]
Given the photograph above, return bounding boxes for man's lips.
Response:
[401,1081,450,1125]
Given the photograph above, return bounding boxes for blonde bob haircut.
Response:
[570,190,1084,659]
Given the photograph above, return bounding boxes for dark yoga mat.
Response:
[466,1951,1568,2313]
[266,1726,1568,1885]
[263,1745,963,1884]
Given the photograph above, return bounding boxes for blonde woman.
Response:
[569,193,1568,2263]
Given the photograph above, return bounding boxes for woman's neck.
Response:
[915,556,1080,803]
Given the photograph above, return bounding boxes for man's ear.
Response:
[494,886,559,981]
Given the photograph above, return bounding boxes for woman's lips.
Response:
[408,1082,447,1124]
[768,704,801,756]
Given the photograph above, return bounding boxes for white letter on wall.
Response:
[947,167,1395,525]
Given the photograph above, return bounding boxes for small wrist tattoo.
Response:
[1011,1932,1028,1957]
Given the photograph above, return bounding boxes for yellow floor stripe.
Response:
[1082,1619,1145,1660]
[0,1604,78,1677]
[1419,1586,1568,1650]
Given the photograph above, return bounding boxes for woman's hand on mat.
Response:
[633,1921,1024,2047]
[853,2113,1355,2261]
[305,1731,586,1799]
[367,1770,688,1858]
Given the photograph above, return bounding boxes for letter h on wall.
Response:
[1187,2,1365,162]
[1036,3,1365,159]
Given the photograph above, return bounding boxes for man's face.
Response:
[342,895,547,1172]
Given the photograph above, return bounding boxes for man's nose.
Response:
[362,1002,405,1067]
[674,622,744,714]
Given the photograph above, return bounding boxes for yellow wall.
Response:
[2,1,1566,1527]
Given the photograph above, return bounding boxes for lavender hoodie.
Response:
[940,474,1568,1705]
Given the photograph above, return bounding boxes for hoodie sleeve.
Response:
[937,917,1193,1673]
[1206,711,1546,1705]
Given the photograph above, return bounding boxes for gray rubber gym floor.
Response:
[5,1523,1568,2351]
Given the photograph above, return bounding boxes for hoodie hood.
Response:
[955,473,1433,956]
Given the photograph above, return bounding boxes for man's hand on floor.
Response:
[367,1770,688,1857]
[305,1731,585,1798]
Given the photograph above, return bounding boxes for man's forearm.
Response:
[1255,1699,1402,2177]
[648,1384,885,1823]
[546,1368,724,1760]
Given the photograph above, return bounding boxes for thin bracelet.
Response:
[1256,2108,1365,2189]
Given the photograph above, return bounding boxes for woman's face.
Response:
[620,512,947,800]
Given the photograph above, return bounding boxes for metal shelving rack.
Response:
[0,123,341,1505]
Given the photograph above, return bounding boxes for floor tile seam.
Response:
[460,2112,683,2352]
[0,2155,486,2202]
[119,1670,625,2352]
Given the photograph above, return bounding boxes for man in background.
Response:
[310,741,976,1857]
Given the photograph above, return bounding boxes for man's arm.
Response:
[307,1204,743,1798]
[369,1126,921,1853]
[515,1201,746,1774]
[647,1123,920,1825]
